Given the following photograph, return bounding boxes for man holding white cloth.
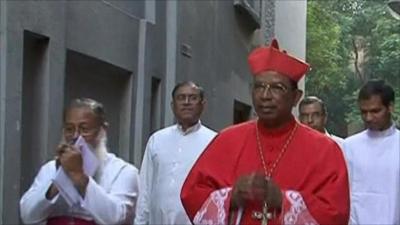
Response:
[20,98,139,225]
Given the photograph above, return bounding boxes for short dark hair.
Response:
[171,81,204,100]
[299,96,327,115]
[63,98,107,126]
[358,79,395,107]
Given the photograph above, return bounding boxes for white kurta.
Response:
[20,153,139,225]
[344,123,400,225]
[134,122,216,225]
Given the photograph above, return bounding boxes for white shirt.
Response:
[134,122,216,225]
[344,123,400,225]
[20,153,139,225]
[325,129,344,149]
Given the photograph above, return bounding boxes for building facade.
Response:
[0,0,306,223]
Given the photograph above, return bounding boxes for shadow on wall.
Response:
[64,50,133,156]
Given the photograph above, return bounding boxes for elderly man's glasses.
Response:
[63,125,100,137]
[299,112,325,121]
[174,94,202,103]
[252,82,289,96]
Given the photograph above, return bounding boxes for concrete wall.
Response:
[0,0,307,223]
[0,1,162,223]
[0,2,68,223]
[176,0,273,130]
[274,0,308,114]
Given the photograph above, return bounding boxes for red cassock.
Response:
[181,118,349,225]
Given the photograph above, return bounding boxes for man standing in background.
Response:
[135,81,216,225]
[344,80,400,225]
[299,96,344,147]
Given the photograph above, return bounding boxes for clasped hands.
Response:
[231,173,282,210]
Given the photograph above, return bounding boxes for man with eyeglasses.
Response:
[20,98,139,225]
[181,39,349,225]
[298,96,344,148]
[134,81,216,225]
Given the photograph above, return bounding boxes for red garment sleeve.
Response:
[181,127,246,221]
[300,142,350,225]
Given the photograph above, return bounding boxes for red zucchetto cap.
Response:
[248,39,310,82]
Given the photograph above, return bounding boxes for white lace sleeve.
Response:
[193,187,232,225]
[193,188,319,225]
[282,190,319,225]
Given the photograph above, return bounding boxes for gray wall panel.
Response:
[66,1,140,72]
[177,0,255,130]
[0,1,308,223]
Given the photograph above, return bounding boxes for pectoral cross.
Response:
[251,202,273,225]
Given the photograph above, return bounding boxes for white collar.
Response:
[367,122,397,138]
[177,121,202,135]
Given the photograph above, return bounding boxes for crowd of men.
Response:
[19,38,399,225]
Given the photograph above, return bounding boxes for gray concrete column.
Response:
[274,0,307,115]
[164,0,178,126]
[0,19,24,225]
[0,1,7,222]
[133,19,147,167]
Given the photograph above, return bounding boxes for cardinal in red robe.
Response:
[181,39,350,225]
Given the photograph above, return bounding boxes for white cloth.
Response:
[325,129,344,149]
[134,122,216,225]
[20,153,139,225]
[53,136,100,207]
[344,123,400,225]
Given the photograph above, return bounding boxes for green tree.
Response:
[306,1,353,137]
[307,0,400,136]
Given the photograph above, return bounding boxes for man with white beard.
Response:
[20,98,139,225]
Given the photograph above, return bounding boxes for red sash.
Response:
[47,216,97,225]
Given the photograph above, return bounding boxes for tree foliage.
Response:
[306,0,400,136]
